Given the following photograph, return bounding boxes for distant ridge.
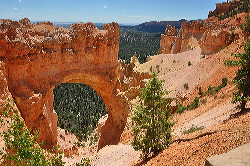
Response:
[38,20,205,33]
[135,19,202,33]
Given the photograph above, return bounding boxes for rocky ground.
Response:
[86,36,249,165]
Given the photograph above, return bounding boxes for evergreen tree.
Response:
[225,38,250,112]
[0,99,64,165]
[131,73,174,159]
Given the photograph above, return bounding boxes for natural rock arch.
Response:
[0,18,129,149]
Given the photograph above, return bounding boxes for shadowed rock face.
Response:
[0,18,129,150]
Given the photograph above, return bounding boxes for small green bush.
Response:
[187,97,200,110]
[227,31,236,45]
[198,87,205,97]
[176,104,187,114]
[183,83,189,90]
[200,99,207,104]
[182,125,204,135]
[207,78,228,95]
[76,158,91,166]
[188,61,192,66]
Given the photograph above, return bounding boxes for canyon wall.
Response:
[159,25,177,54]
[208,0,242,17]
[160,13,244,55]
[0,18,142,150]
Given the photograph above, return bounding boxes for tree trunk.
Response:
[241,100,246,112]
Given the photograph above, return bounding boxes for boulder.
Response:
[205,143,250,166]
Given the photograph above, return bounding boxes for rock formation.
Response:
[208,0,242,17]
[159,25,177,54]
[160,16,243,55]
[0,18,144,150]
[200,29,231,55]
[205,142,250,166]
[166,21,205,54]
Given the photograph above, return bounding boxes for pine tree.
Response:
[0,99,64,165]
[225,38,250,112]
[131,73,174,159]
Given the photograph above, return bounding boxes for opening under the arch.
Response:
[53,83,107,141]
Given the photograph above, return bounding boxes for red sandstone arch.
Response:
[0,19,129,149]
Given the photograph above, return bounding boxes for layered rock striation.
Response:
[0,18,144,150]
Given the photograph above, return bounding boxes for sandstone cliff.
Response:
[159,25,177,54]
[0,18,147,150]
[160,13,245,55]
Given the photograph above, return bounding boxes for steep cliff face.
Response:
[159,25,177,54]
[0,18,137,150]
[160,13,245,55]
[172,21,206,54]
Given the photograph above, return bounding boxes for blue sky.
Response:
[0,0,226,24]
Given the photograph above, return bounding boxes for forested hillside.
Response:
[53,83,107,140]
[119,27,161,63]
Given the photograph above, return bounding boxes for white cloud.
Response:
[13,8,18,10]
[102,5,108,9]
[19,0,23,2]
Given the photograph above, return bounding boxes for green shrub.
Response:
[188,61,192,66]
[0,99,64,166]
[176,104,187,114]
[183,83,189,90]
[221,77,228,88]
[227,31,236,45]
[76,158,91,166]
[187,97,200,110]
[182,125,204,135]
[131,73,174,159]
[200,99,207,104]
[207,86,216,95]
[198,87,205,97]
[207,78,228,95]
